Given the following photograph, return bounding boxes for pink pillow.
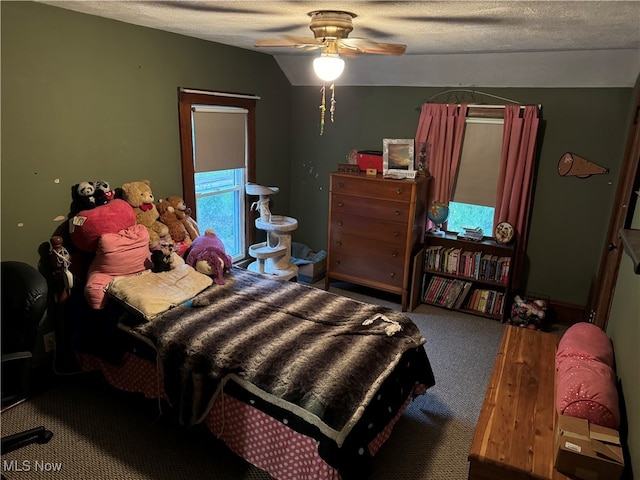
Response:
[556,322,614,369]
[84,225,152,309]
[70,199,136,252]
[556,356,620,429]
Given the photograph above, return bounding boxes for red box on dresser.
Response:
[356,151,383,172]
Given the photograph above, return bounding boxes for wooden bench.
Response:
[468,325,572,480]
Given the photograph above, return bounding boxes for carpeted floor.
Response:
[1,281,511,480]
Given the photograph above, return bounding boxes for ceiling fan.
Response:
[255,10,406,81]
[254,10,406,56]
[254,10,407,134]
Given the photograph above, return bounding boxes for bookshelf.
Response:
[421,232,515,321]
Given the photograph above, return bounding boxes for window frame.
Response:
[177,88,257,261]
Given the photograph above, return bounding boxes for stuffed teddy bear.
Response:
[156,199,190,243]
[186,229,232,285]
[121,180,169,248]
[166,196,200,241]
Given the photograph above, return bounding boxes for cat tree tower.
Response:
[245,183,298,281]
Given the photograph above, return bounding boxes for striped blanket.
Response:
[133,267,434,446]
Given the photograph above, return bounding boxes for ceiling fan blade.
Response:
[254,35,324,48]
[164,2,266,15]
[339,38,406,55]
[394,15,510,25]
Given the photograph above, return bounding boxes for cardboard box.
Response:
[297,253,327,284]
[555,414,624,480]
[357,150,383,173]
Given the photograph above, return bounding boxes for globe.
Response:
[427,202,449,231]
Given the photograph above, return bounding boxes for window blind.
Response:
[453,118,503,207]
[192,106,248,173]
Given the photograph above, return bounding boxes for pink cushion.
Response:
[84,225,152,309]
[556,357,620,429]
[70,199,136,252]
[556,322,614,369]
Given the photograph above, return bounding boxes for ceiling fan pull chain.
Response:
[330,82,337,123]
[319,83,326,135]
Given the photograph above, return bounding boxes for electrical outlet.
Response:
[43,332,56,352]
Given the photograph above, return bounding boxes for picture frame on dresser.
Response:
[383,138,416,178]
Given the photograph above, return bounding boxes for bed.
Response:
[49,229,435,480]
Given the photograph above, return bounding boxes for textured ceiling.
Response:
[39,1,640,87]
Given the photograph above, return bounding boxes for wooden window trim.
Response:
[177,88,257,257]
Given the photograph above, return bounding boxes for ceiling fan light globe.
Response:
[313,55,345,81]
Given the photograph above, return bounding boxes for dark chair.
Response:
[1,261,49,406]
[1,262,53,480]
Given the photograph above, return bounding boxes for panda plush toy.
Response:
[70,180,113,215]
[70,181,98,215]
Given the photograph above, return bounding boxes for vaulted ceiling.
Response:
[39,1,640,87]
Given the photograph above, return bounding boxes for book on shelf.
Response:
[453,281,473,309]
[464,288,505,316]
[423,276,473,309]
[457,226,483,242]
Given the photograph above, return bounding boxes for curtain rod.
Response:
[180,88,261,100]
[426,89,523,105]
[423,89,543,110]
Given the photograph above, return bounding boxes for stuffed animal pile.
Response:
[509,295,548,330]
[65,178,230,309]
[68,180,152,309]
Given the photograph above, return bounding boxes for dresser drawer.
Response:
[328,252,404,289]
[329,232,405,265]
[331,175,413,202]
[331,193,410,221]
[330,212,408,245]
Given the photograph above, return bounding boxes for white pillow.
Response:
[106,264,213,320]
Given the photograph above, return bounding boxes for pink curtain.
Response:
[415,103,468,219]
[494,105,540,288]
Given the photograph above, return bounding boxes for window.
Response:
[177,89,257,262]
[448,117,504,234]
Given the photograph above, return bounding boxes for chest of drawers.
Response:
[325,172,429,311]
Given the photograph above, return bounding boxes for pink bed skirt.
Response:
[77,352,420,480]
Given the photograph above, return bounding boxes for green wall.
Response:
[288,86,633,306]
[1,1,291,267]
[607,191,640,478]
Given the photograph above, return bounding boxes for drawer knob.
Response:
[394,210,400,216]
[389,272,396,278]
[392,231,399,237]
[337,221,342,226]
[396,188,403,194]
[338,182,344,188]
[392,252,398,258]
[338,202,344,208]
[336,260,341,266]
[336,241,342,247]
